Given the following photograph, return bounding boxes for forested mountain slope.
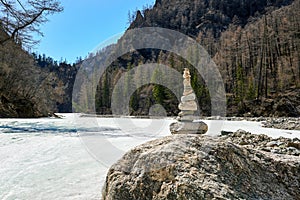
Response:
[89,0,299,117]
[0,27,76,117]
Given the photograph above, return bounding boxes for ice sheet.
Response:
[0,114,299,199]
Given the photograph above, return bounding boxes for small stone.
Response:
[287,142,300,150]
[266,141,279,147]
[178,111,195,116]
[169,122,180,132]
[183,89,193,96]
[239,141,249,145]
[261,147,272,152]
[183,68,191,79]
[287,147,298,151]
[181,93,196,102]
[236,129,248,135]
[170,121,208,135]
[271,147,282,154]
[178,115,198,122]
[178,101,197,111]
[221,131,233,136]
[293,138,300,142]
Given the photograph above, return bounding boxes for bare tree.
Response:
[0,0,63,46]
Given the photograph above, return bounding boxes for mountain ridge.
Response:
[100,0,299,117]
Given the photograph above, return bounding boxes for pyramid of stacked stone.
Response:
[178,68,197,121]
[170,68,208,134]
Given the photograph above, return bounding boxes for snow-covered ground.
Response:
[0,114,299,199]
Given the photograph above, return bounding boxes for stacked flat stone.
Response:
[170,68,208,135]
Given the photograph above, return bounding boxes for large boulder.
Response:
[102,134,300,200]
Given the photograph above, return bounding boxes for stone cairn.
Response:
[170,68,208,134]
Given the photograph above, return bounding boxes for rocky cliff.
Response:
[102,133,300,199]
[129,0,293,38]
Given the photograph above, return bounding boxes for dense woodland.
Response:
[0,31,77,117]
[0,0,71,117]
[215,2,300,116]
[90,0,300,117]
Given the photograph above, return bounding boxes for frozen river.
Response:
[0,114,299,199]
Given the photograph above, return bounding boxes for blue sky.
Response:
[34,0,155,63]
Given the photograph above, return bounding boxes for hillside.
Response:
[0,27,76,117]
[83,0,299,117]
[130,0,293,40]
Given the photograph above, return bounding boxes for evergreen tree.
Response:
[124,63,138,115]
[235,64,245,102]
[129,91,139,114]
[151,65,165,104]
[95,71,110,114]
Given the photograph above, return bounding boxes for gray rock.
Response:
[181,93,196,102]
[271,147,282,154]
[178,101,197,111]
[236,129,248,135]
[102,134,300,200]
[293,138,300,142]
[177,115,198,122]
[178,111,195,117]
[221,130,234,136]
[261,147,272,152]
[287,142,300,150]
[183,85,193,91]
[169,121,208,135]
[183,89,193,96]
[266,141,283,147]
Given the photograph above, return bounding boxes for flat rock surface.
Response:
[102,134,300,200]
[170,121,208,134]
[178,101,197,111]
